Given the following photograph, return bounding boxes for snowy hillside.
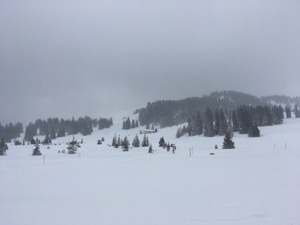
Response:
[1,117,300,225]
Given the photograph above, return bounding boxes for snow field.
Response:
[1,118,300,225]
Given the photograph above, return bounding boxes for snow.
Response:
[1,117,300,225]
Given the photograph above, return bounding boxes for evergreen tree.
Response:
[0,137,8,156]
[272,106,283,125]
[218,109,228,136]
[176,127,183,138]
[237,106,251,134]
[195,111,203,135]
[295,105,300,118]
[24,123,37,142]
[122,117,131,130]
[222,131,235,149]
[117,135,122,147]
[112,134,117,147]
[248,125,260,137]
[204,108,214,137]
[50,127,56,139]
[131,119,136,129]
[142,134,149,147]
[262,106,273,126]
[132,134,140,147]
[57,126,66,137]
[285,106,292,118]
[159,137,166,147]
[148,145,153,153]
[122,136,130,151]
[32,144,42,156]
[214,109,220,135]
[43,134,51,145]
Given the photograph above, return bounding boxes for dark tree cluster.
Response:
[98,118,113,130]
[23,116,113,142]
[138,91,267,128]
[0,122,23,143]
[137,91,300,128]
[0,137,8,155]
[111,134,131,151]
[294,105,300,118]
[176,105,285,138]
[132,134,140,147]
[235,105,284,136]
[122,117,139,130]
[176,108,228,138]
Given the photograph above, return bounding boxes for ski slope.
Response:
[1,117,300,225]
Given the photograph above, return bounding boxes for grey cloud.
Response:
[0,0,299,124]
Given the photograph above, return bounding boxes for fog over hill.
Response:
[1,0,300,124]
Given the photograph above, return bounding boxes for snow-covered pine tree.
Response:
[112,135,117,147]
[142,134,149,147]
[222,131,235,149]
[132,134,140,147]
[32,144,42,156]
[159,137,165,147]
[122,136,129,151]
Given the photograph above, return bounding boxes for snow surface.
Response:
[1,117,300,225]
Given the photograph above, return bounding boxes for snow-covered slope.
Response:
[1,117,300,225]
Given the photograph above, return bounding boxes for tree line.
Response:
[23,116,113,142]
[137,91,300,128]
[0,122,23,143]
[176,104,288,138]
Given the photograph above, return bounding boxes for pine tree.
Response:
[159,137,165,147]
[204,108,214,137]
[132,134,140,147]
[50,127,56,139]
[148,145,153,153]
[122,136,129,151]
[295,105,300,118]
[195,111,203,135]
[218,109,228,136]
[32,144,42,156]
[248,125,260,137]
[43,134,51,145]
[285,106,292,118]
[214,109,220,135]
[0,137,8,156]
[57,126,65,137]
[222,131,235,149]
[142,134,149,147]
[112,134,117,147]
[232,112,239,132]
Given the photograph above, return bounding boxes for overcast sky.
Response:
[1,0,300,124]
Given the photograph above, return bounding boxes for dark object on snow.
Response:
[32,144,42,156]
[222,132,235,149]
[148,145,153,153]
[0,138,8,156]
